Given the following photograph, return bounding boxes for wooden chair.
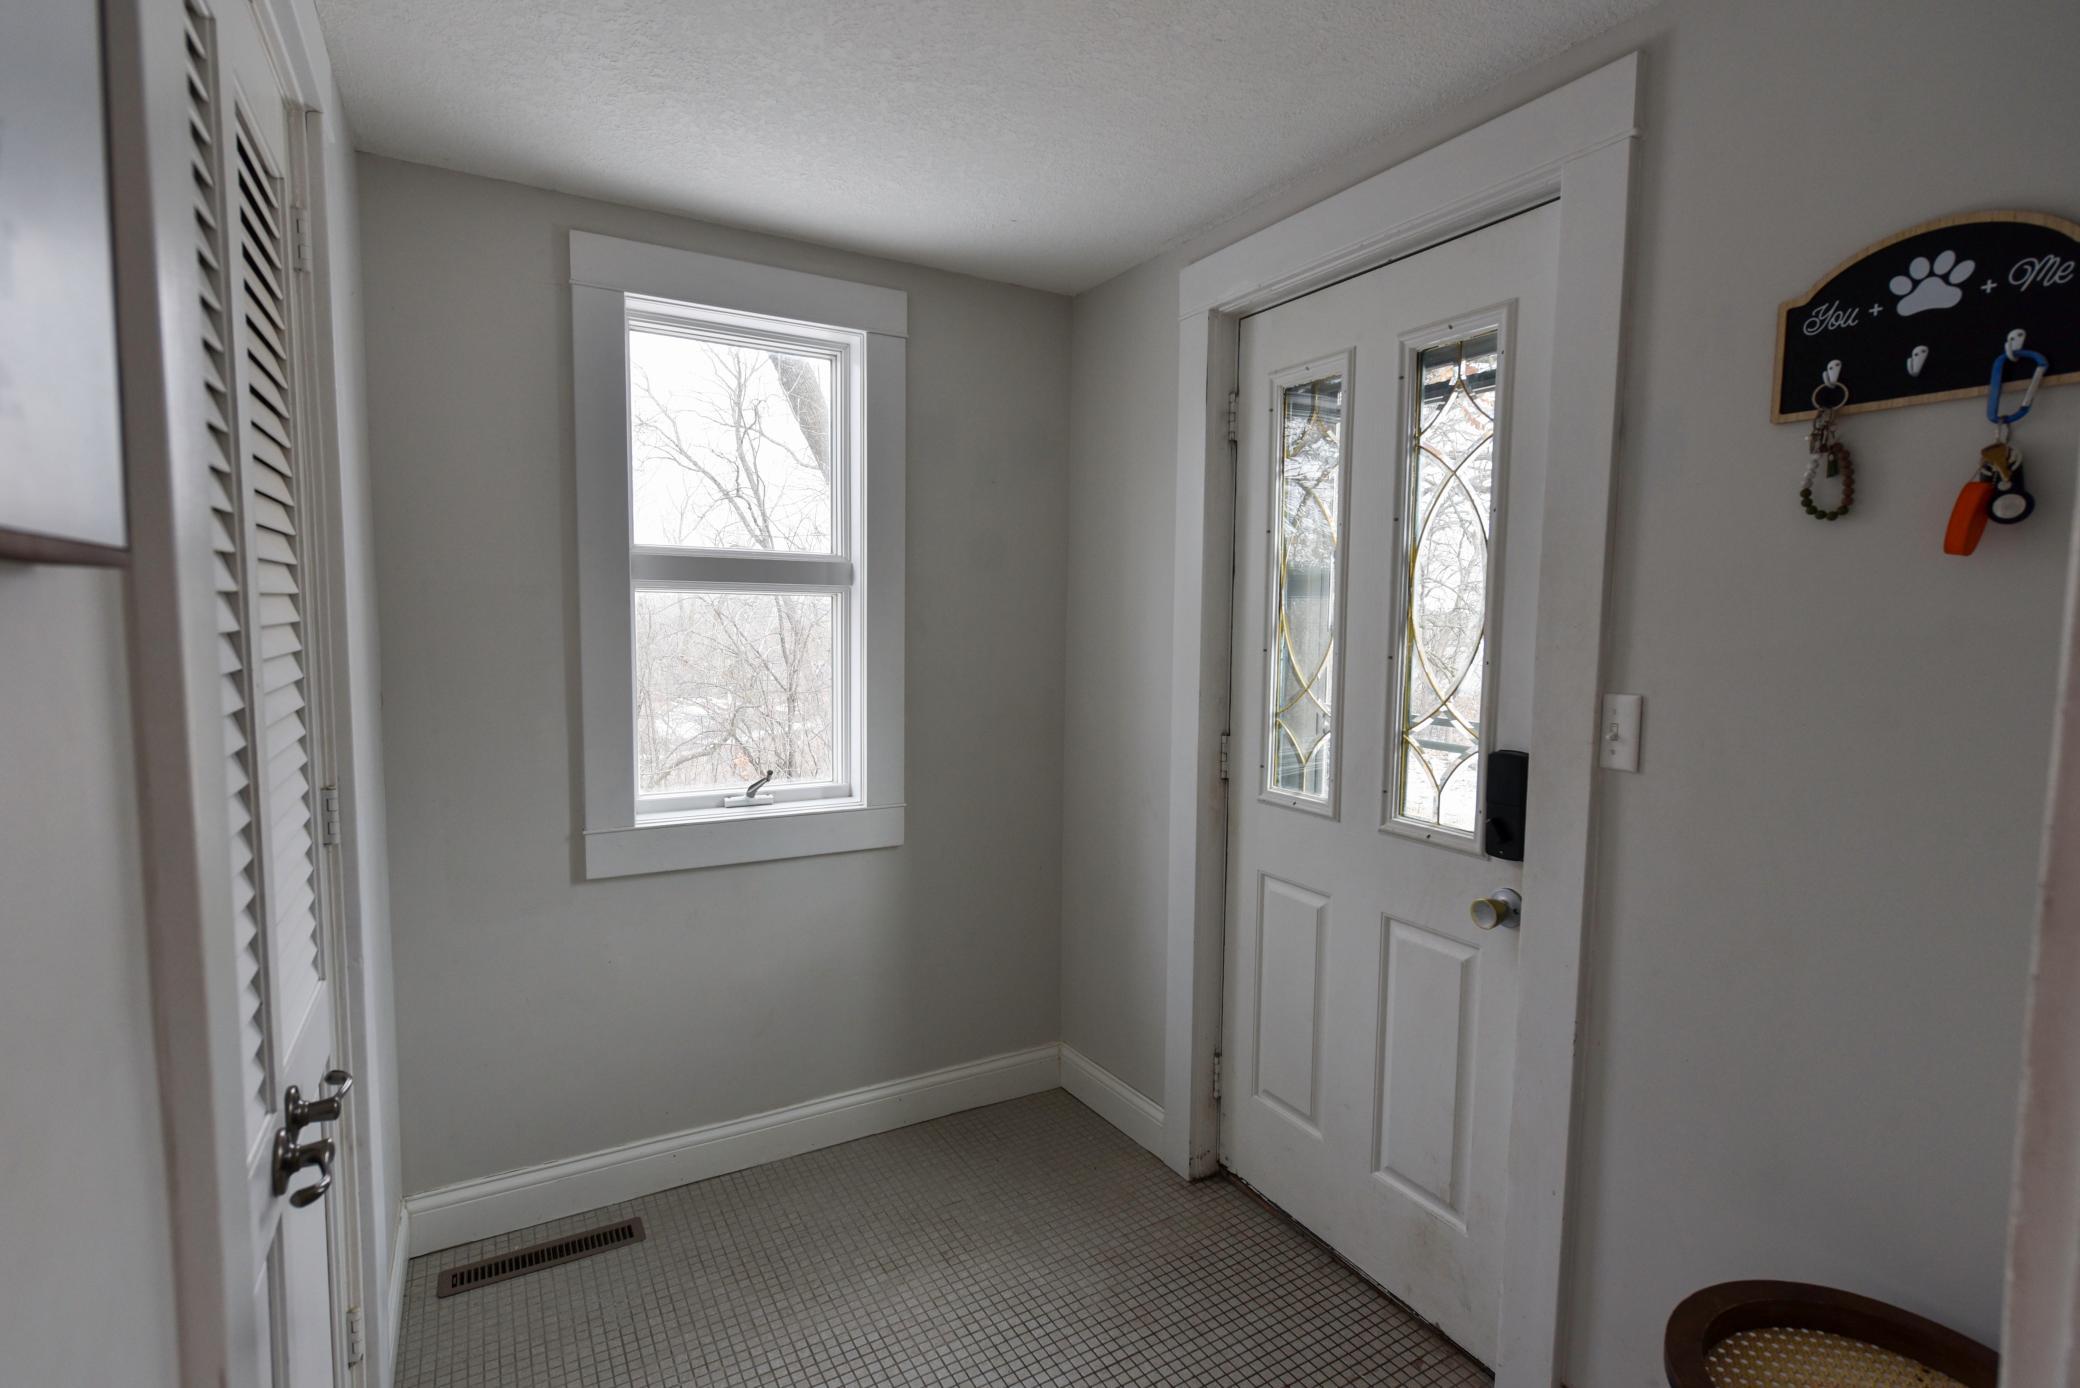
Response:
[1664,1280,1998,1387]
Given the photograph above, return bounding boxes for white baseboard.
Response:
[404,1044,1063,1256]
[382,1206,409,1388]
[1059,1042,1166,1157]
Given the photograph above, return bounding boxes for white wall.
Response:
[1061,267,1177,1103]
[356,156,1070,1200]
[1059,0,2080,1380]
[0,567,180,1386]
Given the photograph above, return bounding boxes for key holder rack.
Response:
[1771,211,2080,423]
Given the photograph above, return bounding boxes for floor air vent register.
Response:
[435,1217,646,1297]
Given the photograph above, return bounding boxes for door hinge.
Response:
[345,1305,365,1366]
[292,206,313,272]
[320,786,342,847]
[1211,1051,1223,1102]
[1218,732,1231,782]
[1224,389,1240,443]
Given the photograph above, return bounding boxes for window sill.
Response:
[582,802,904,879]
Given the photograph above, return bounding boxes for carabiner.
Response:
[1989,346,2049,426]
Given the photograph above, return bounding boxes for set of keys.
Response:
[1944,338,2049,556]
[1944,438,2036,556]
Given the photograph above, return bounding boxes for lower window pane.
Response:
[634,589,836,796]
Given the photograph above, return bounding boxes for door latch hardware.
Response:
[273,1130,335,1206]
[276,1067,351,1206]
[284,1067,354,1139]
[1470,888,1522,931]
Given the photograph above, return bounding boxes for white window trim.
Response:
[571,231,906,878]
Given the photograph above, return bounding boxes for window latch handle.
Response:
[724,770,777,808]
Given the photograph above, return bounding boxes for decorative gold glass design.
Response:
[1394,332,1501,834]
[1266,373,1346,801]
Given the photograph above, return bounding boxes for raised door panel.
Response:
[1253,874,1328,1130]
[1374,918,1476,1220]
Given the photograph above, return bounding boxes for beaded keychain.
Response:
[1800,366,1854,521]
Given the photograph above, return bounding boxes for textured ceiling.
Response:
[315,0,1652,293]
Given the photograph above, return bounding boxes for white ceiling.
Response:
[315,0,1652,294]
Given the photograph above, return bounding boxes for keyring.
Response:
[1811,380,1850,412]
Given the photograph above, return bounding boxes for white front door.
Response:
[1221,204,1558,1366]
[191,0,352,1379]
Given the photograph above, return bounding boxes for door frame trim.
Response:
[2000,431,2080,1388]
[1164,53,1640,1388]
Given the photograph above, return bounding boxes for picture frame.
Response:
[0,0,128,566]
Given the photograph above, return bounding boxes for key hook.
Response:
[1810,360,1850,412]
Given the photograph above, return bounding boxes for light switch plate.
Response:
[1599,694,1643,772]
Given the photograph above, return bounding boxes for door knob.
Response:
[285,1068,353,1137]
[273,1131,335,1207]
[1470,888,1521,930]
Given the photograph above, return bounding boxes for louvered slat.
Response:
[241,243,288,325]
[262,669,304,729]
[245,339,291,407]
[260,624,301,659]
[256,561,298,597]
[261,652,302,695]
[249,492,295,538]
[253,527,295,566]
[245,303,289,372]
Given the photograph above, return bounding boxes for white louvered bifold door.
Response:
[187,0,345,1381]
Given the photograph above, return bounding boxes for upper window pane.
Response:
[1394,332,1500,835]
[1266,373,1345,803]
[628,326,835,553]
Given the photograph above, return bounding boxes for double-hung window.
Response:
[572,232,905,877]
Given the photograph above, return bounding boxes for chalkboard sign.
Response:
[1772,211,2080,423]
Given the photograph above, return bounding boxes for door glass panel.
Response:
[628,327,836,554]
[1266,372,1346,802]
[1394,332,1500,834]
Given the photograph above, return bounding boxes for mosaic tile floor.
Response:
[397,1089,1491,1386]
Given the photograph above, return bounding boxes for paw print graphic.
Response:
[1890,249,1976,316]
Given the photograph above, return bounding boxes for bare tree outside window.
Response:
[628,329,841,795]
[1396,334,1500,831]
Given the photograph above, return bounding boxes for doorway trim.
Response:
[1164,53,1639,1388]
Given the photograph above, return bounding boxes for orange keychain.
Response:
[1944,475,1996,556]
